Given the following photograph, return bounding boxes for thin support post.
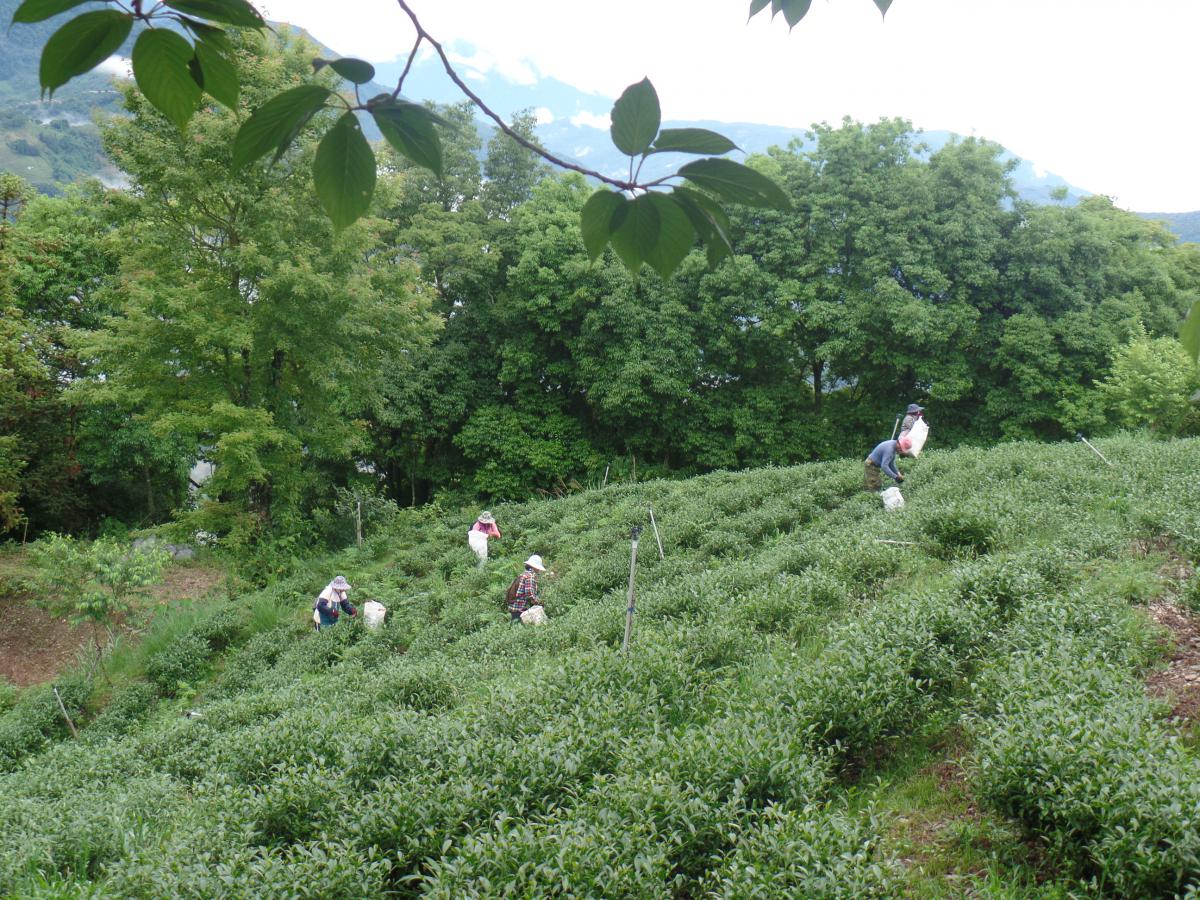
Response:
[355,500,363,547]
[648,506,664,560]
[52,686,78,738]
[602,464,610,488]
[890,415,901,440]
[622,526,642,653]
[1076,433,1114,467]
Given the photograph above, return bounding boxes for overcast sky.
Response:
[255,0,1198,212]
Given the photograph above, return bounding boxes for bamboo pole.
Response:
[1076,433,1114,467]
[622,526,642,652]
[52,686,78,738]
[648,506,664,560]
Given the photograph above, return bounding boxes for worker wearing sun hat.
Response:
[899,403,925,437]
[468,510,501,565]
[314,575,356,630]
[508,554,546,622]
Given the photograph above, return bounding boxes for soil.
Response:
[0,556,226,688]
[1140,547,1200,723]
[1145,596,1200,723]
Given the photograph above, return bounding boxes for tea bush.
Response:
[1,435,1199,895]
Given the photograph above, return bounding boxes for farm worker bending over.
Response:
[899,403,925,437]
[508,554,546,623]
[468,511,501,565]
[864,436,912,492]
[314,575,356,630]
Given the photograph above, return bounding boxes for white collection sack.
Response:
[467,529,489,563]
[907,418,930,456]
[520,605,548,626]
[881,486,905,510]
[362,600,387,630]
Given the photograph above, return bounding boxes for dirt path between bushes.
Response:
[0,555,226,688]
[1142,548,1200,723]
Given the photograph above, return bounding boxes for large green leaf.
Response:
[748,0,771,16]
[132,29,202,130]
[873,0,894,16]
[39,10,132,96]
[325,58,375,85]
[12,0,91,23]
[610,78,660,157]
[642,194,695,279]
[1181,300,1200,363]
[193,38,238,109]
[232,84,331,170]
[678,158,791,209]
[673,186,733,268]
[163,0,263,28]
[179,17,232,54]
[649,128,738,156]
[372,101,444,178]
[782,0,814,26]
[609,194,660,273]
[313,112,376,230]
[579,189,625,262]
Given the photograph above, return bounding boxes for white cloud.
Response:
[570,111,609,130]
[258,0,1200,211]
[572,146,591,158]
[533,106,554,125]
[95,55,131,77]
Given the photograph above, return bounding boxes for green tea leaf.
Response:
[678,158,791,209]
[39,10,133,96]
[12,0,91,23]
[193,38,238,109]
[610,78,661,157]
[609,193,660,273]
[372,101,444,178]
[874,0,894,17]
[313,111,377,230]
[579,189,625,262]
[1181,300,1200,363]
[642,194,695,279]
[133,29,202,130]
[232,84,331,170]
[650,128,738,156]
[748,0,771,17]
[163,0,263,28]
[327,57,376,85]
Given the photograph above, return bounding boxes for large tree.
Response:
[72,30,437,544]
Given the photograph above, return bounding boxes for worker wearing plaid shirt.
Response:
[509,554,546,621]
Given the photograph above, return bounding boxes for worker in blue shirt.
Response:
[864,435,912,492]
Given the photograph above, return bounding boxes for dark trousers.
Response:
[864,459,882,492]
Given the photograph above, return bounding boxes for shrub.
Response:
[87,682,159,738]
[922,505,998,558]
[144,634,211,696]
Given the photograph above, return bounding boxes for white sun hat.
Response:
[524,554,546,571]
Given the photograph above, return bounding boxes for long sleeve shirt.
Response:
[868,440,902,480]
[471,521,501,539]
[508,570,539,615]
[315,590,356,627]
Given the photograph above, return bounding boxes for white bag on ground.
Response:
[907,418,929,456]
[520,605,547,625]
[467,529,489,563]
[362,600,387,630]
[881,486,905,510]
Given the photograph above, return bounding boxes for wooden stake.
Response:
[622,526,642,653]
[1076,433,1114,467]
[648,506,664,560]
[52,686,78,738]
[602,464,610,488]
[355,500,363,547]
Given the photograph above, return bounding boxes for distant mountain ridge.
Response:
[2,5,1196,242]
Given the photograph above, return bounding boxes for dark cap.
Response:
[906,403,924,414]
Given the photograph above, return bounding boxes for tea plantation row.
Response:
[0,435,1198,896]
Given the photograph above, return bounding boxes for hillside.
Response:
[1,435,1198,896]
[1141,210,1200,244]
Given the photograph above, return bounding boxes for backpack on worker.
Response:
[503,577,521,609]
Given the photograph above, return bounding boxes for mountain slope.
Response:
[1,434,1198,895]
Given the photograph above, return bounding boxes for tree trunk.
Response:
[813,359,824,414]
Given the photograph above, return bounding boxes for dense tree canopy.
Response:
[2,29,1198,551]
